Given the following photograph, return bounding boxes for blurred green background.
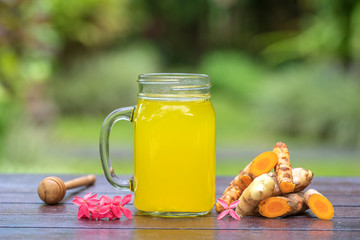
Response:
[0,0,359,176]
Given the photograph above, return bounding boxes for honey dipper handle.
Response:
[64,175,96,189]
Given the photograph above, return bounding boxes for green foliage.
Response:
[199,51,264,102]
[1,0,360,174]
[51,0,133,47]
[51,43,162,115]
[0,0,138,101]
[0,1,57,99]
[256,63,360,147]
[262,0,360,66]
[0,102,20,157]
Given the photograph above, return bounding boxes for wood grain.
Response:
[0,174,360,240]
[0,204,359,218]
[2,229,359,240]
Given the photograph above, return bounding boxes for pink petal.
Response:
[112,205,122,218]
[72,197,84,206]
[100,195,111,205]
[81,205,90,218]
[217,210,229,220]
[78,207,86,219]
[121,207,132,219]
[89,193,98,199]
[121,194,132,206]
[88,205,98,212]
[99,205,111,214]
[106,211,114,219]
[217,199,229,210]
[229,200,241,209]
[112,196,122,205]
[84,192,92,200]
[87,198,99,205]
[91,211,99,219]
[88,193,97,200]
[86,194,98,205]
[229,210,241,220]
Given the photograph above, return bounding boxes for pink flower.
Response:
[217,199,241,221]
[99,194,132,219]
[89,204,108,220]
[72,193,133,220]
[72,192,99,219]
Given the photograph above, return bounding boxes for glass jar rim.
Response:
[137,73,211,100]
[138,73,210,82]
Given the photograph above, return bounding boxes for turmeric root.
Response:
[235,173,275,216]
[268,172,281,196]
[304,189,334,220]
[215,172,250,213]
[216,151,278,212]
[293,168,313,192]
[258,192,308,218]
[269,168,313,196]
[273,142,295,193]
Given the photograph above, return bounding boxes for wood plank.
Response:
[0,192,359,207]
[214,229,360,240]
[2,228,358,240]
[0,213,359,230]
[1,174,360,240]
[0,204,359,218]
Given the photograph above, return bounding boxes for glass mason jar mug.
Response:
[99,73,216,217]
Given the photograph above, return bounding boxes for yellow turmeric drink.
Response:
[133,98,216,214]
[99,73,215,217]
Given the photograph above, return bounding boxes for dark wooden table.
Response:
[0,174,359,239]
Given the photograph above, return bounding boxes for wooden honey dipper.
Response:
[37,175,96,204]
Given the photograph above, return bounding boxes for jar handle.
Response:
[99,106,136,191]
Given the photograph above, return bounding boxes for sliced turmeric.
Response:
[216,151,278,212]
[258,192,308,218]
[235,173,275,216]
[304,189,334,220]
[273,142,295,193]
[248,151,279,177]
[269,168,313,196]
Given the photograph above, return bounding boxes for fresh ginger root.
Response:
[304,189,334,220]
[258,192,308,218]
[269,168,313,196]
[235,173,275,216]
[273,142,295,193]
[216,151,278,212]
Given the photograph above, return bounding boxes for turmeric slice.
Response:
[249,151,279,177]
[273,142,295,193]
[235,173,275,217]
[216,151,278,212]
[269,168,313,196]
[258,192,308,218]
[304,189,334,220]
